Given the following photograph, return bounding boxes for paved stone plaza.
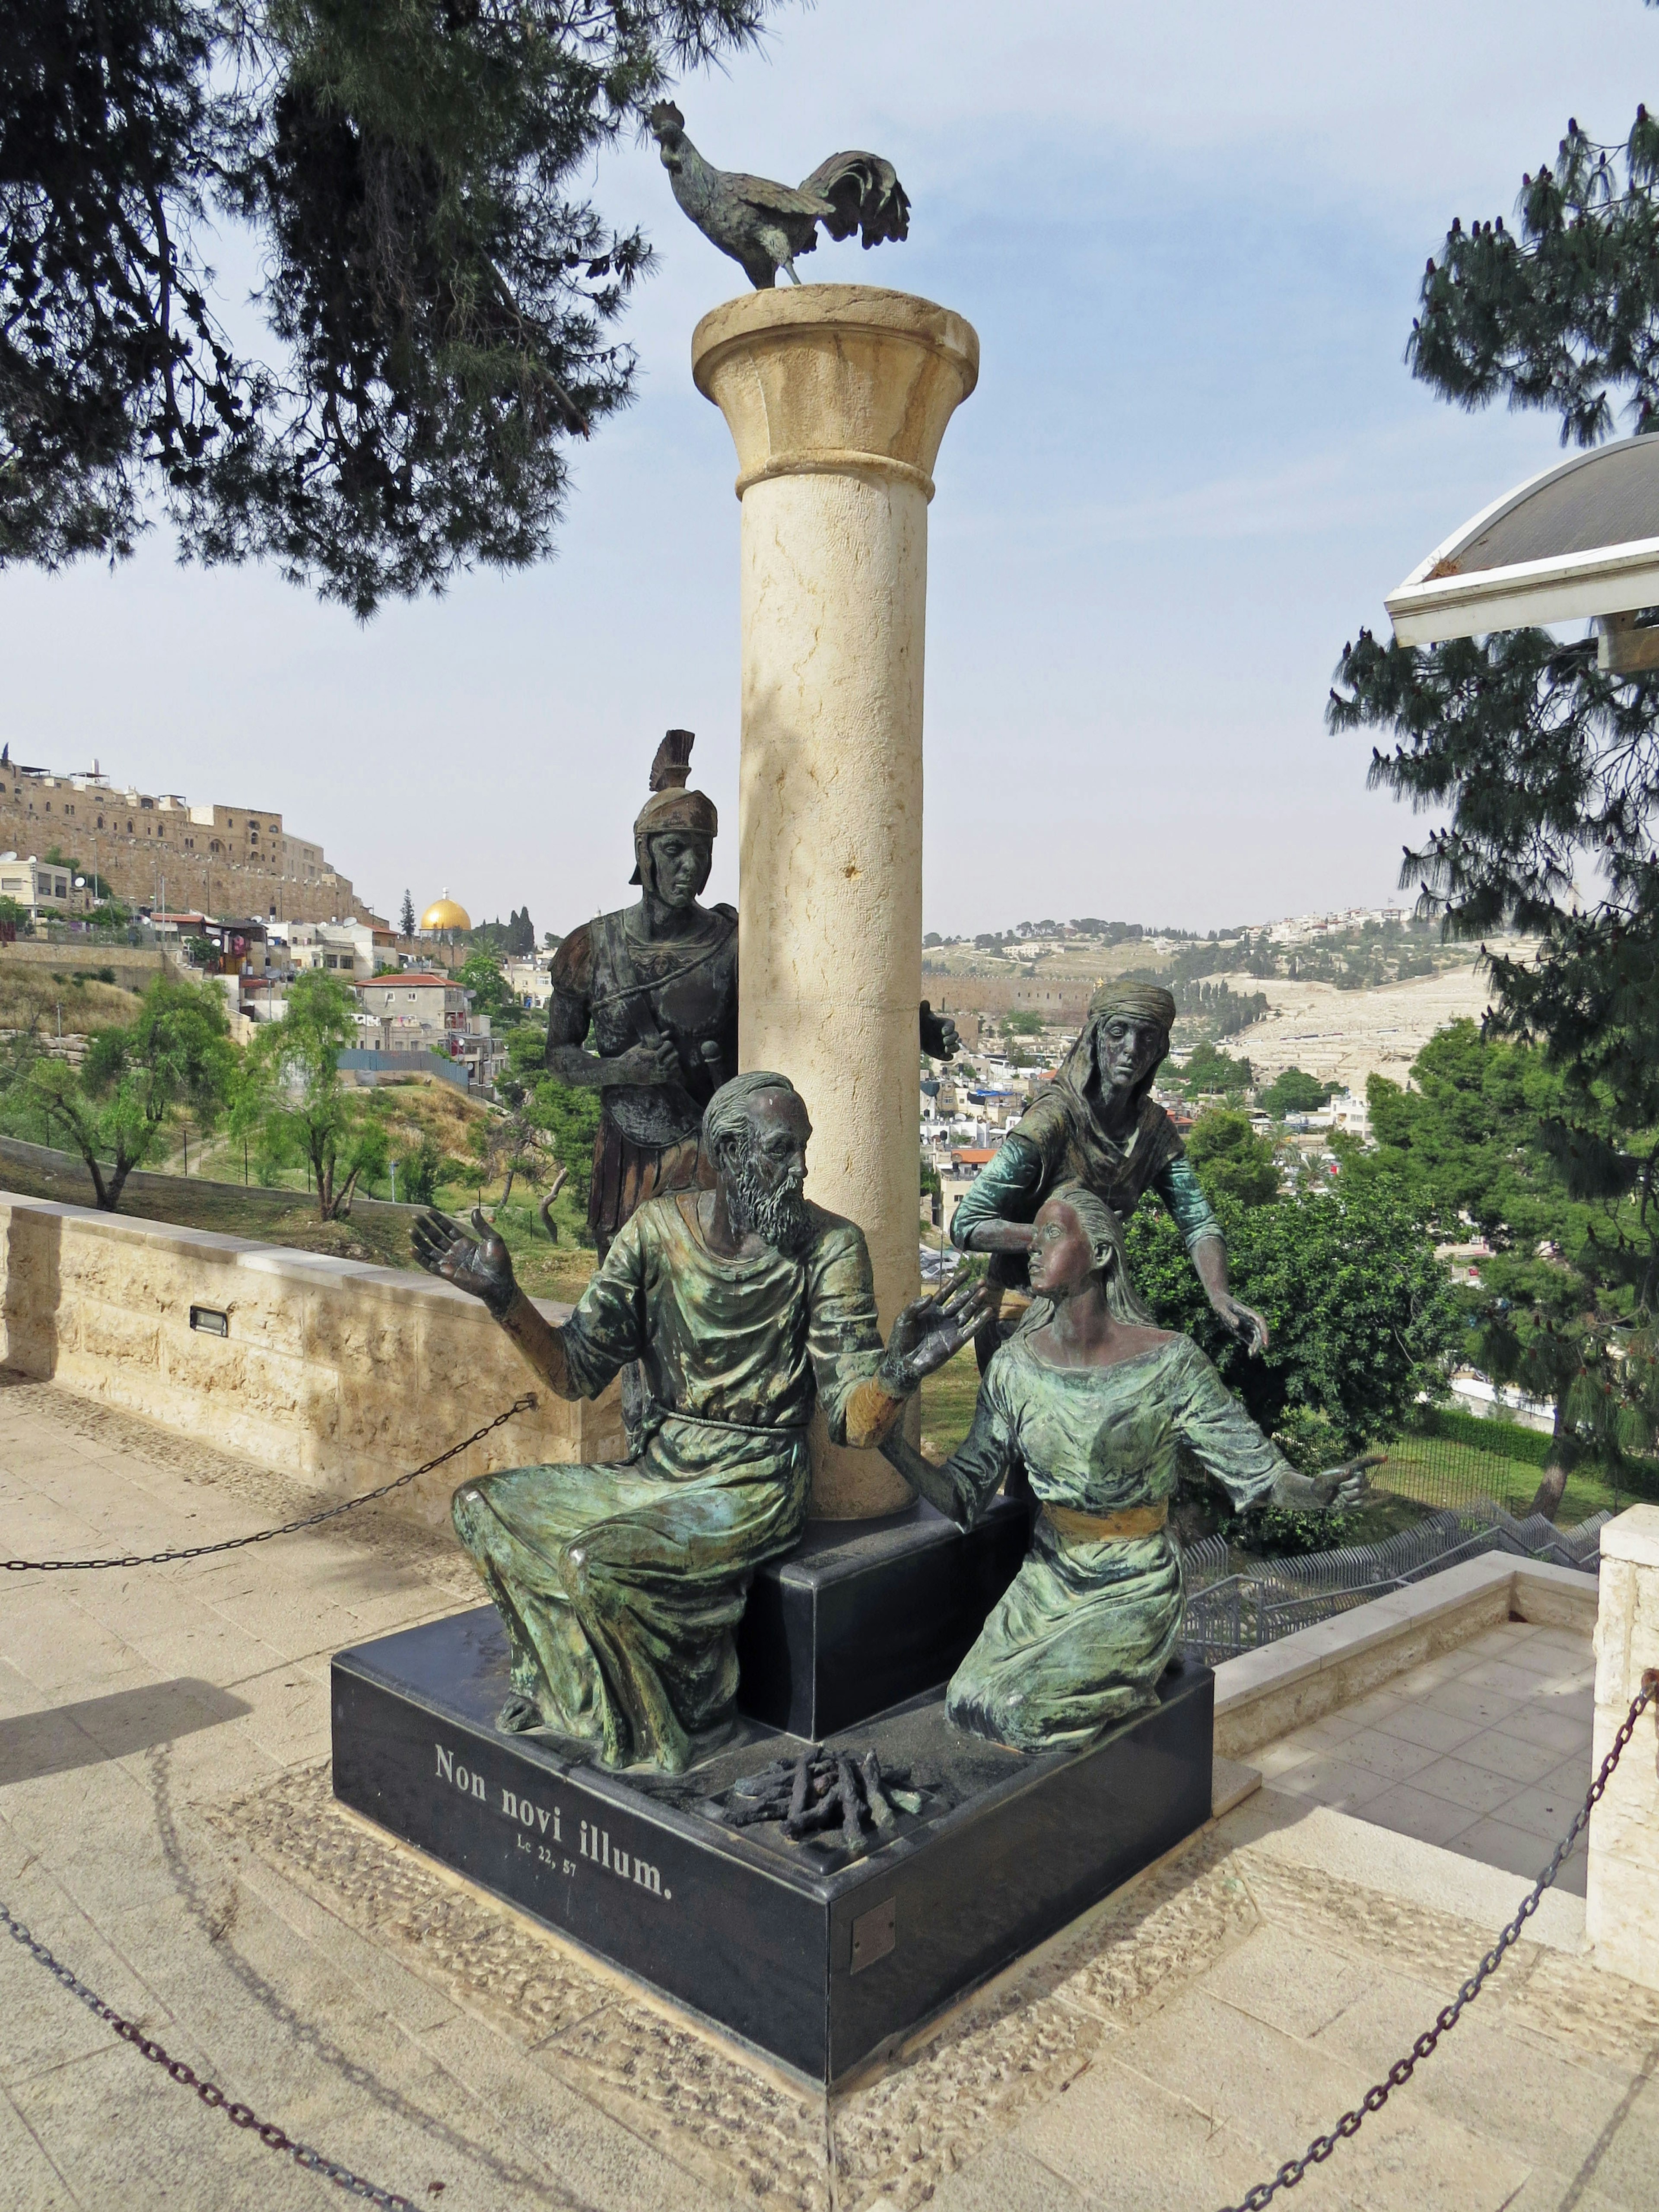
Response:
[2,1373,1656,2212]
[1253,1622,1597,1896]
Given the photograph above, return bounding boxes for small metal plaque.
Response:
[189,1305,229,1337]
[850,1897,896,1974]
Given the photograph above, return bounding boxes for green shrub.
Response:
[1410,1403,1555,1468]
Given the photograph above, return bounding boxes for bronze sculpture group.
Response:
[415,1071,979,1773]
[415,737,1368,1775]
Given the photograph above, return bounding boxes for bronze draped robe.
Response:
[938,1333,1288,1749]
[451,1192,897,1773]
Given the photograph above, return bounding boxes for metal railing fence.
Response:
[1179,1481,1607,1668]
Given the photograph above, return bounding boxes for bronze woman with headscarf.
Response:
[949,980,1269,1356]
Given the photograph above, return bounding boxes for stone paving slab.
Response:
[0,2084,79,2210]
[2,1374,1657,2212]
[1255,1617,1596,1895]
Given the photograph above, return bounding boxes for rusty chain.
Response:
[0,1392,544,2192]
[1218,1669,1659,2211]
[1,1392,537,1572]
[0,1899,416,2207]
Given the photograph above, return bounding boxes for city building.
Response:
[1302,1089,1372,1139]
[1265,905,1410,945]
[502,955,554,1010]
[271,919,378,981]
[354,971,501,1091]
[0,854,86,918]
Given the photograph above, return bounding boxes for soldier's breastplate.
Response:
[590,915,738,1148]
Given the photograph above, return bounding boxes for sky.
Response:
[3,1,1655,937]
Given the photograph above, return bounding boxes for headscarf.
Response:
[1048,980,1175,1128]
[1085,981,1176,1033]
[1046,1182,1156,1324]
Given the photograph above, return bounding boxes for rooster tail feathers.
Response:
[648,730,696,792]
[799,152,911,249]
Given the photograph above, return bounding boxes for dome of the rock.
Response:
[420,896,472,932]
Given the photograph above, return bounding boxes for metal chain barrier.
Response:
[0,1900,416,2207]
[1,1392,537,1572]
[1219,1669,1659,2212]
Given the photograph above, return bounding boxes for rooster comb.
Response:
[648,100,685,133]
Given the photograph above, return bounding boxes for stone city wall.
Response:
[0,773,372,927]
[920,973,1096,1024]
[0,1192,625,1525]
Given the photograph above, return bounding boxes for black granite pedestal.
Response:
[332,1608,1213,2086]
[735,1494,1031,1737]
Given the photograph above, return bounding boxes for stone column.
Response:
[693,286,979,1519]
[1587,1503,1659,1988]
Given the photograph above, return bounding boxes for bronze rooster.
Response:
[646,102,910,289]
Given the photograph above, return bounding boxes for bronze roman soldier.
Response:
[545,733,739,1254]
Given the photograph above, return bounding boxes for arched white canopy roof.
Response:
[1386,433,1659,644]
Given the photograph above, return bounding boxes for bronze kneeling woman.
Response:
[889,1186,1367,1753]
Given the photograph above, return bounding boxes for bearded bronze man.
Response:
[413,1072,985,1775]
[950,981,1268,1361]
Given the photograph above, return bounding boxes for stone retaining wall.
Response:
[1211,1555,1599,1760]
[0,1191,624,1525]
[0,941,179,985]
[0,1131,424,1212]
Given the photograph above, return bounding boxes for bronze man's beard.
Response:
[725,1152,814,1258]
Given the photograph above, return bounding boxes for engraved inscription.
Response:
[579,1815,671,1898]
[432,1742,674,1905]
[434,1744,487,1800]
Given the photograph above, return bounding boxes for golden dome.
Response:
[420,896,471,932]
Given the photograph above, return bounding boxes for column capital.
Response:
[692,284,979,501]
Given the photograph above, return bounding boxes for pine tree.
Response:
[1406,101,1659,446]
[1327,61,1659,1499]
[399,890,416,939]
[2,0,774,612]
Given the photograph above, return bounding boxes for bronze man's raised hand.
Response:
[412,1208,519,1320]
[919,1002,959,1061]
[878,1278,995,1394]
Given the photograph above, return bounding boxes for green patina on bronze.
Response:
[452,1192,891,1774]
[951,979,1270,1360]
[952,980,1214,1264]
[413,1072,988,1778]
[938,1332,1285,1750]
[889,1183,1367,1753]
